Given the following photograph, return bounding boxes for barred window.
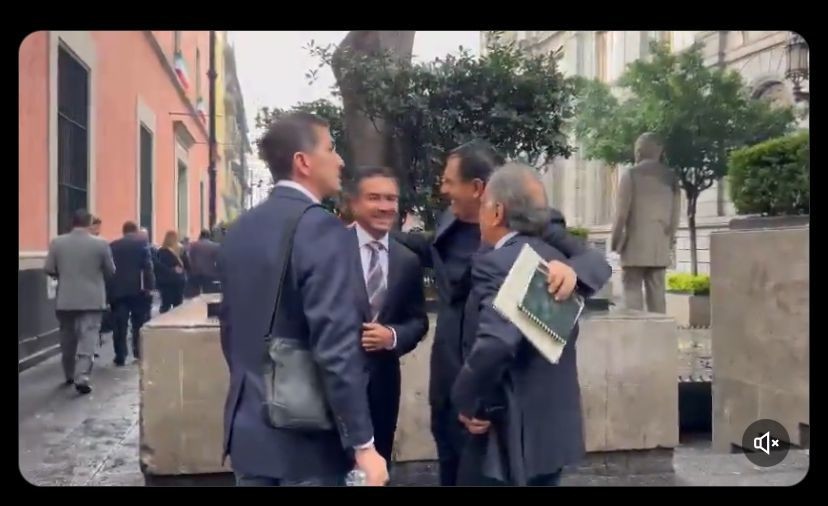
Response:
[139,125,154,241]
[57,46,89,234]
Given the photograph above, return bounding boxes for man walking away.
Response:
[220,112,388,486]
[108,221,155,365]
[44,209,115,394]
[188,229,220,295]
[611,132,681,314]
[346,166,429,464]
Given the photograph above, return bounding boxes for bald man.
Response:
[611,132,681,314]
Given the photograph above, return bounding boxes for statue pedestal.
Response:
[140,295,231,481]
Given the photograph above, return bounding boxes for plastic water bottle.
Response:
[345,469,367,486]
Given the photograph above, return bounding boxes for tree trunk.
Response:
[687,193,698,276]
[332,31,415,169]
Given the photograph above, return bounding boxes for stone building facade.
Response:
[482,31,807,277]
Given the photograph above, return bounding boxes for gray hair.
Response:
[485,163,551,236]
[635,132,663,163]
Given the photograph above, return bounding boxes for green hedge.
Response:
[567,227,590,240]
[728,131,809,216]
[667,273,710,295]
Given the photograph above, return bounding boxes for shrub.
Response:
[567,227,590,240]
[728,131,810,216]
[667,273,710,295]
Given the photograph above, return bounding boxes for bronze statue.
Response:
[611,133,681,313]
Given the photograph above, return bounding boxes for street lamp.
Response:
[785,32,809,102]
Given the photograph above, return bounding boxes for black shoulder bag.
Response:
[262,202,335,431]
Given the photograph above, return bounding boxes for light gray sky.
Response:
[230,31,480,137]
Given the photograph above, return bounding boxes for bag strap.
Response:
[267,201,321,336]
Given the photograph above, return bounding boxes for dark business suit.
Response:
[108,234,155,363]
[453,234,595,485]
[219,186,374,484]
[394,208,610,486]
[349,227,429,463]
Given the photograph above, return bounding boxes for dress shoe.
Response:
[75,383,92,395]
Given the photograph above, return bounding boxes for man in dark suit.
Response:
[344,166,429,464]
[452,163,606,486]
[188,229,220,294]
[393,141,611,486]
[219,112,388,487]
[108,221,155,365]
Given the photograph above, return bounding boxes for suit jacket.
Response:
[219,186,374,480]
[393,208,611,409]
[108,234,155,300]
[154,248,187,287]
[188,238,220,278]
[349,227,429,364]
[452,234,586,483]
[611,160,681,267]
[44,229,116,311]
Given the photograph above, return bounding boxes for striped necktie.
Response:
[365,241,387,321]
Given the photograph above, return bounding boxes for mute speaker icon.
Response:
[753,431,771,455]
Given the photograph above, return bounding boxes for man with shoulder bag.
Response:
[219,112,388,487]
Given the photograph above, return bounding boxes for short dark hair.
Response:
[345,166,398,197]
[92,216,102,225]
[122,221,138,235]
[448,141,504,183]
[257,112,330,182]
[72,209,92,228]
[199,229,211,240]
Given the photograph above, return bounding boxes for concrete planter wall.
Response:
[710,221,809,451]
[666,292,710,328]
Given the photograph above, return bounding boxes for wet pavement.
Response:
[19,326,808,487]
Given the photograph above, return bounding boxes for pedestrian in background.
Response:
[108,221,155,365]
[188,229,221,295]
[44,209,115,394]
[90,216,102,237]
[155,230,188,313]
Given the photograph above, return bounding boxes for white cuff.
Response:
[354,437,375,450]
[386,326,397,350]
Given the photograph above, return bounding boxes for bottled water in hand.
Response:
[345,469,367,486]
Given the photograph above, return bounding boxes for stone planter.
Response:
[666,292,710,328]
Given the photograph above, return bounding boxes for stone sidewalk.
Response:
[19,329,808,487]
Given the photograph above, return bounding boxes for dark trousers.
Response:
[159,284,184,313]
[111,294,149,363]
[367,362,402,464]
[189,274,217,296]
[430,402,468,486]
[235,473,344,487]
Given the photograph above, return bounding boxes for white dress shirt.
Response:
[494,231,519,250]
[354,223,397,350]
[274,180,321,204]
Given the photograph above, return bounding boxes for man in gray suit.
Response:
[44,209,116,394]
[452,163,608,485]
[611,133,681,314]
[188,229,220,294]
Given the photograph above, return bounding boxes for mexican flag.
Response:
[174,53,190,90]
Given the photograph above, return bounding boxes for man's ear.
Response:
[472,179,486,198]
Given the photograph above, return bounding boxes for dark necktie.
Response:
[365,241,387,321]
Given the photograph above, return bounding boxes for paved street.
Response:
[19,327,808,487]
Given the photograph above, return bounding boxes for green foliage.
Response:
[296,32,575,229]
[667,273,710,295]
[567,226,590,240]
[573,41,796,274]
[728,131,810,216]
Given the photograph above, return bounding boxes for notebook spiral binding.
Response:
[517,303,569,344]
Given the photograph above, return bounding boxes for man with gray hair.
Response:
[451,163,609,486]
[611,132,681,313]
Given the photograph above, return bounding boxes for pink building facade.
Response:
[19,31,217,368]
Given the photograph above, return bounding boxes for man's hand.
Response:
[354,446,389,486]
[458,413,491,435]
[174,266,184,274]
[362,323,394,352]
[547,260,577,301]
